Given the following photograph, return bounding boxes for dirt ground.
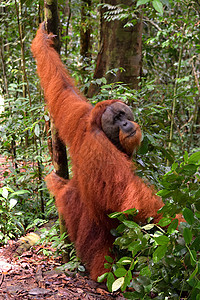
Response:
[0,241,124,300]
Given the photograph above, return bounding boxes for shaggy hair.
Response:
[31,23,184,280]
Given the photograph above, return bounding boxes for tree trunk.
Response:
[44,0,69,262]
[80,0,91,59]
[87,0,143,97]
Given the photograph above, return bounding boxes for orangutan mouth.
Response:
[127,130,136,138]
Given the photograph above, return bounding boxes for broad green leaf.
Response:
[114,267,127,277]
[183,208,194,225]
[105,255,113,263]
[153,245,167,263]
[9,198,17,209]
[157,189,172,197]
[107,272,115,292]
[188,151,200,164]
[121,275,129,292]
[128,242,142,256]
[118,257,132,265]
[136,0,149,7]
[123,220,138,228]
[97,272,108,283]
[104,263,111,269]
[152,0,164,15]
[154,235,170,245]
[183,227,192,244]
[158,217,171,227]
[101,77,107,84]
[112,277,124,292]
[181,164,198,176]
[142,224,155,230]
[11,190,30,196]
[2,187,8,199]
[171,162,178,171]
[167,219,178,234]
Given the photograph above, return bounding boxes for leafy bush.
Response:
[0,186,29,244]
[98,151,200,299]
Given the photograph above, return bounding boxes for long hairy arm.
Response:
[31,22,92,145]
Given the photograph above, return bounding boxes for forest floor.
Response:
[0,156,124,299]
[0,241,124,300]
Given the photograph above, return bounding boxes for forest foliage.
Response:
[0,0,200,299]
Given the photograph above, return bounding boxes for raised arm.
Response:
[31,23,92,146]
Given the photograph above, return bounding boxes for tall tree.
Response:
[88,0,143,97]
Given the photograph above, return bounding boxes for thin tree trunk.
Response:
[44,0,70,262]
[80,0,91,59]
[64,0,71,57]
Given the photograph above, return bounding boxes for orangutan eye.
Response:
[114,111,125,122]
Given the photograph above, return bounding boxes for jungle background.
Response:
[0,0,200,299]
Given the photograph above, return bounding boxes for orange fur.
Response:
[32,23,184,281]
[119,121,142,156]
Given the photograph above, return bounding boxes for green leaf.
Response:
[9,198,17,209]
[2,187,8,199]
[154,235,170,245]
[11,190,30,197]
[157,189,172,197]
[136,0,149,7]
[122,208,137,215]
[188,263,199,282]
[104,263,111,269]
[107,272,115,292]
[118,257,133,265]
[96,78,102,85]
[109,211,123,219]
[142,224,155,230]
[105,255,113,263]
[34,124,40,137]
[188,249,197,266]
[140,266,151,277]
[123,220,138,228]
[101,77,107,84]
[184,151,189,163]
[112,277,124,292]
[183,227,192,244]
[188,151,200,164]
[152,0,164,15]
[97,272,108,283]
[183,208,194,225]
[167,219,178,234]
[153,245,167,263]
[114,267,127,277]
[180,164,197,176]
[128,241,142,256]
[171,162,178,171]
[158,217,171,227]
